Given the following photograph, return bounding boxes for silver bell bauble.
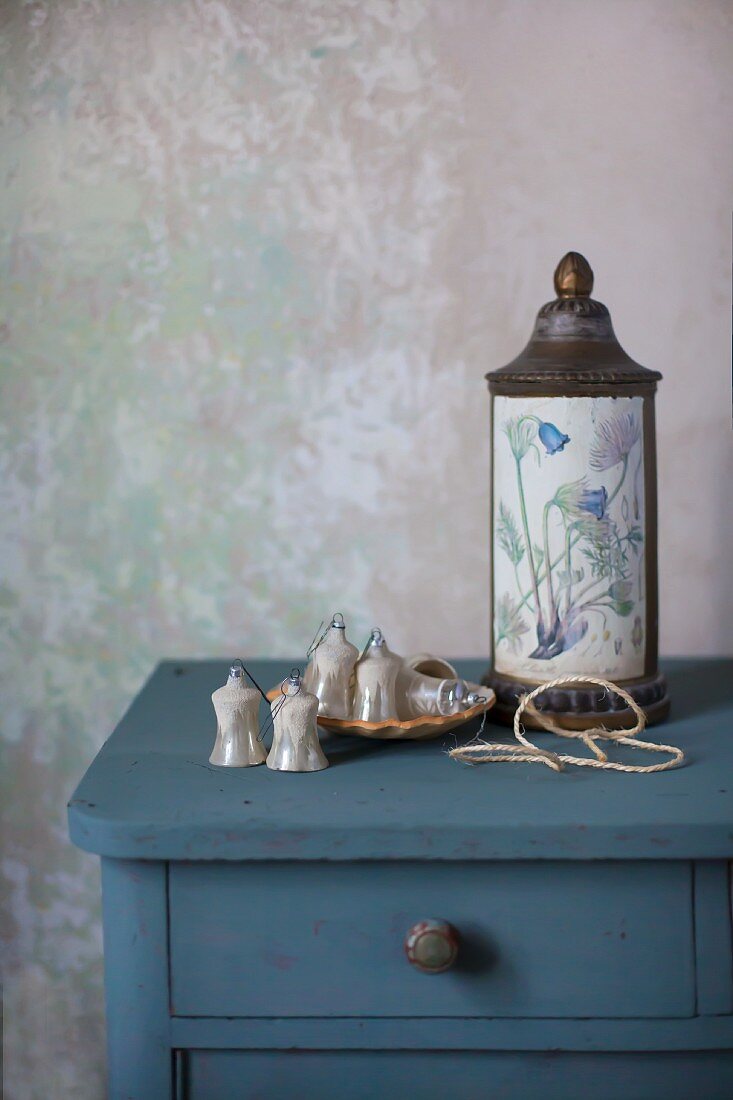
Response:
[302,612,359,718]
[209,663,265,767]
[266,670,329,773]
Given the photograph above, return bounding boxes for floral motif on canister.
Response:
[493,394,645,680]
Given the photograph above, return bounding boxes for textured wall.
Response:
[1,1,731,1095]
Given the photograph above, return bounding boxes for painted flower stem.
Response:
[515,453,630,614]
[571,573,611,609]
[608,455,628,510]
[514,455,544,635]
[575,597,620,618]
[564,522,575,613]
[568,529,638,611]
[514,563,527,609]
[542,501,558,626]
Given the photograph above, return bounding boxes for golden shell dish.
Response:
[318,697,495,741]
[266,678,496,742]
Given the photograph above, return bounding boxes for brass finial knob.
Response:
[554,252,594,298]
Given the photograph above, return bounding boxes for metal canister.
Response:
[484,252,668,728]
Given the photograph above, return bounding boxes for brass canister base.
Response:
[481,670,670,731]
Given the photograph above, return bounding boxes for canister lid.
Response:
[486,252,661,387]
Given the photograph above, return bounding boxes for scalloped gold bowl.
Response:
[265,687,496,741]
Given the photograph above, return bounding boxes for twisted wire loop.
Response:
[232,658,269,703]
[307,612,346,657]
[306,620,328,658]
[257,668,302,742]
[449,675,684,774]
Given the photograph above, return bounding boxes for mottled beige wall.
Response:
[1,1,731,1096]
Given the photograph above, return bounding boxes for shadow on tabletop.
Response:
[663,659,733,723]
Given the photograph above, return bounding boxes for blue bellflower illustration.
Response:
[538,421,570,455]
[578,485,608,520]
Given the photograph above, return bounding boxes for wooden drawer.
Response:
[181,1050,733,1100]
[169,860,694,1019]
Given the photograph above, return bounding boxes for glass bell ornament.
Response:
[402,654,489,712]
[209,662,266,767]
[394,665,472,720]
[484,252,669,728]
[352,629,403,722]
[403,654,461,680]
[302,612,359,718]
[266,669,329,773]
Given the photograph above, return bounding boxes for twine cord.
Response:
[449,674,684,773]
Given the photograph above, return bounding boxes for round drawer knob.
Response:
[404,919,459,973]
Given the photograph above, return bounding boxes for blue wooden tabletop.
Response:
[67,658,733,862]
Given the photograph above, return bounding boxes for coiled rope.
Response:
[449,675,684,773]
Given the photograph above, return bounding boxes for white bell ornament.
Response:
[209,663,266,767]
[303,612,359,718]
[352,630,402,722]
[266,670,329,773]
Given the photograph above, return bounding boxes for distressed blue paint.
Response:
[183,1050,733,1100]
[67,658,733,1099]
[169,860,694,1019]
[695,861,733,1015]
[68,658,733,863]
[170,1013,733,1051]
[101,859,171,1099]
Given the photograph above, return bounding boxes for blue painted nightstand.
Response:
[68,659,733,1100]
